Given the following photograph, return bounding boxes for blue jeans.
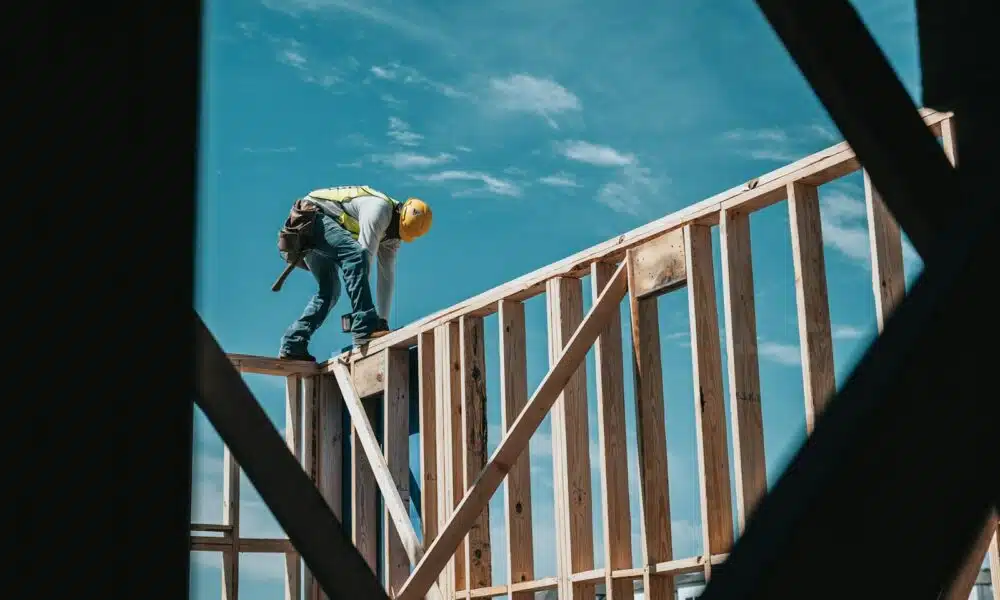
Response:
[280,212,381,354]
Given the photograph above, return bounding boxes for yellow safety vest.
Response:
[305,186,399,240]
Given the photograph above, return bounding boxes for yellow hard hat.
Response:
[399,197,432,242]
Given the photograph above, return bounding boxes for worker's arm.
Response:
[354,196,395,317]
[376,239,400,320]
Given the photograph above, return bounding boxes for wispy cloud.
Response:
[387,117,422,147]
[722,123,842,162]
[369,62,467,98]
[556,141,662,215]
[557,140,634,167]
[759,340,801,366]
[416,170,522,198]
[538,173,581,188]
[242,146,297,154]
[372,152,456,169]
[832,324,869,340]
[820,190,871,264]
[487,75,581,129]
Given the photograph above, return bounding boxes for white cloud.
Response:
[487,75,581,128]
[242,146,297,154]
[372,152,456,169]
[538,173,581,188]
[368,62,466,98]
[832,324,869,340]
[557,140,635,167]
[555,141,662,215]
[416,170,522,198]
[387,117,423,147]
[267,37,342,89]
[819,189,873,266]
[722,123,842,163]
[759,341,801,366]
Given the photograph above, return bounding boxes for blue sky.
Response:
[190,0,984,597]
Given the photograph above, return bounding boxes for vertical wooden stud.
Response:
[989,521,1000,600]
[590,262,634,600]
[864,170,906,332]
[498,299,535,599]
[460,316,492,592]
[284,375,303,600]
[787,181,836,432]
[317,374,344,600]
[940,116,958,166]
[384,348,412,593]
[625,249,674,600]
[222,444,240,600]
[719,210,767,534]
[351,378,379,573]
[302,375,322,599]
[547,277,596,600]
[435,322,463,598]
[684,224,735,577]
[418,331,439,547]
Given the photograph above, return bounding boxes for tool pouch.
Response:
[277,198,320,272]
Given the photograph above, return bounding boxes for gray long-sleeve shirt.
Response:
[303,193,400,320]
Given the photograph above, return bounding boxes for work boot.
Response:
[279,349,316,362]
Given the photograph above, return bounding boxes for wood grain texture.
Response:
[302,376,321,599]
[626,249,674,600]
[351,394,379,573]
[384,349,412,593]
[628,230,686,299]
[418,331,439,546]
[222,445,240,600]
[787,182,836,432]
[284,375,303,600]
[435,323,462,597]
[590,262,634,600]
[498,299,535,599]
[719,210,766,534]
[684,224,735,571]
[395,263,628,600]
[460,316,493,591]
[547,277,596,600]
[864,171,906,332]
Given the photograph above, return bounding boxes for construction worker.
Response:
[277,185,432,361]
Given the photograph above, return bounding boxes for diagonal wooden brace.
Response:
[395,261,629,600]
[331,360,446,600]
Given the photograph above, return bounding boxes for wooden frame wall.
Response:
[192,109,995,600]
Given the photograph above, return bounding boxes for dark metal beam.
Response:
[194,314,389,600]
[751,0,957,261]
[696,154,999,599]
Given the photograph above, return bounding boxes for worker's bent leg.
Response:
[321,216,382,342]
[279,250,340,358]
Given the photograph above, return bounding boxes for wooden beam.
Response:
[302,375,322,599]
[395,261,629,600]
[350,393,379,573]
[590,262,633,600]
[497,299,535,599]
[546,278,596,600]
[283,375,302,600]
[229,353,319,376]
[384,348,412,594]
[191,537,297,553]
[787,181,836,432]
[434,323,461,598]
[719,209,766,534]
[684,224,735,578]
[989,522,1000,600]
[864,170,906,332]
[222,445,240,600]
[626,248,674,600]
[320,110,950,369]
[460,316,493,591]
[418,331,439,547]
[352,352,387,398]
[627,230,686,299]
[317,374,344,600]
